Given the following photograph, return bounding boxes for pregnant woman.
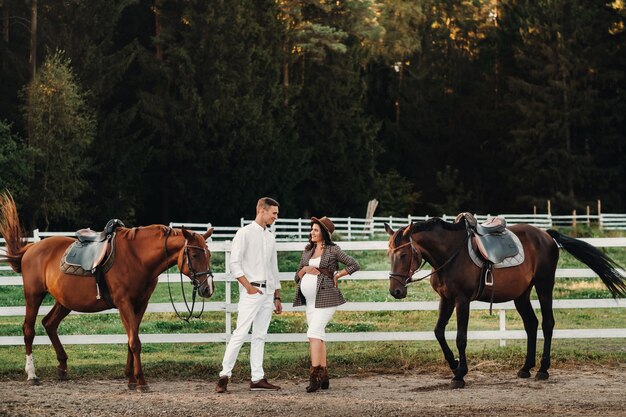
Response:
[293,217,360,392]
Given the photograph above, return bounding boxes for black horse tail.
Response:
[546,229,626,298]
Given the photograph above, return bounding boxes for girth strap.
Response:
[94,267,116,309]
[474,262,496,314]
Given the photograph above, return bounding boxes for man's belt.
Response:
[250,281,267,288]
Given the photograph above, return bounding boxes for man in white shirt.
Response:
[216,197,283,393]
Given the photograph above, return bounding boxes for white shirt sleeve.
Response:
[271,244,281,290]
[229,228,246,279]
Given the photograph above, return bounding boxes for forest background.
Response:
[0,0,624,231]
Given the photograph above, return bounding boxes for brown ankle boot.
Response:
[319,366,329,390]
[306,366,322,393]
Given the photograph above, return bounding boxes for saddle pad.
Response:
[467,232,525,269]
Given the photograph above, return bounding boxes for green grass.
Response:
[0,339,624,381]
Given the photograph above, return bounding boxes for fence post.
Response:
[499,309,506,347]
[33,229,41,242]
[347,217,352,240]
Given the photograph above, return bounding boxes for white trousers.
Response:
[219,288,274,382]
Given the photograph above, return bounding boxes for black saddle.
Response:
[456,213,519,264]
[64,219,125,272]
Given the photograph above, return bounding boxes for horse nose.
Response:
[390,287,405,299]
[203,281,215,298]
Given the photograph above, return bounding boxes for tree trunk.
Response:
[29,0,37,79]
[154,0,162,61]
[2,5,9,43]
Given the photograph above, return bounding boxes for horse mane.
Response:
[117,224,181,241]
[410,217,467,234]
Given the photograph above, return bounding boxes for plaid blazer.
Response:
[292,244,360,308]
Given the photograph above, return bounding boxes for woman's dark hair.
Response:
[305,220,336,251]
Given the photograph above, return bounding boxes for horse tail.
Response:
[546,229,626,298]
[0,191,29,273]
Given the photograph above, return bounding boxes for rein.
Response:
[164,227,213,322]
[389,231,470,287]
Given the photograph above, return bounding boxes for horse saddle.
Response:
[61,219,125,274]
[473,217,519,264]
[456,212,524,266]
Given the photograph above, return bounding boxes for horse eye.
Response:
[399,253,407,258]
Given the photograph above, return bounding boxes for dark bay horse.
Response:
[385,218,626,388]
[0,192,215,391]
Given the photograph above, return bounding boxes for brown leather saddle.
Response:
[473,217,519,264]
[60,219,125,308]
[456,212,519,264]
[62,219,124,274]
[456,213,522,310]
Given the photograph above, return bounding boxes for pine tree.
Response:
[21,50,96,229]
[506,0,625,211]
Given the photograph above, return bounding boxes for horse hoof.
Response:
[128,383,137,390]
[136,384,151,393]
[28,378,40,386]
[535,371,549,381]
[57,369,68,380]
[517,370,531,379]
[450,379,465,389]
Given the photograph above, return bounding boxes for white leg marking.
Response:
[25,354,38,380]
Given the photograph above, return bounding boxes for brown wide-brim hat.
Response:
[311,216,335,240]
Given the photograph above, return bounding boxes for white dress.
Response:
[300,257,337,340]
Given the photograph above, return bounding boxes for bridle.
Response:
[183,244,214,293]
[388,234,425,288]
[389,230,470,288]
[164,228,214,322]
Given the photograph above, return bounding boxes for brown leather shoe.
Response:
[215,376,229,393]
[250,378,281,391]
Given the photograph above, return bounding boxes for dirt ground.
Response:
[1,365,625,417]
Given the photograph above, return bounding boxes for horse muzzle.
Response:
[194,272,215,298]
[389,284,407,299]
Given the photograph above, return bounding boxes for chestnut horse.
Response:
[0,192,215,391]
[385,218,626,388]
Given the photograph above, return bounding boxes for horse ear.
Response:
[181,226,193,240]
[203,228,214,239]
[402,224,413,237]
[384,223,394,236]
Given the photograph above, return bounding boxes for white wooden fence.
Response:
[1,237,625,347]
[171,213,626,242]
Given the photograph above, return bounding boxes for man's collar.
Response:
[252,220,266,230]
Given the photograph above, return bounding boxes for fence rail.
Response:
[174,213,626,241]
[1,239,625,346]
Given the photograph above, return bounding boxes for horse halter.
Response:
[389,230,471,288]
[164,228,213,322]
[183,243,214,292]
[388,234,425,288]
